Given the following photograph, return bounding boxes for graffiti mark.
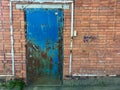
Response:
[84,35,97,43]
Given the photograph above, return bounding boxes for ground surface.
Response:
[24,77,120,90]
[24,86,120,90]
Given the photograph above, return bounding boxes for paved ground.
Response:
[24,86,120,90]
[24,77,120,90]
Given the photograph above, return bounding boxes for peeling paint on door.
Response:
[25,9,64,85]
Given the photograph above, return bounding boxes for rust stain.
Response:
[26,41,55,83]
[50,57,52,70]
[41,52,47,59]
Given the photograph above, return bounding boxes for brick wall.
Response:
[0,0,26,78]
[71,0,120,76]
[0,0,12,75]
[1,0,120,81]
[12,2,26,78]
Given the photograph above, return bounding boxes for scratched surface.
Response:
[25,9,63,85]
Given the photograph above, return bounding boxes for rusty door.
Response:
[25,9,63,85]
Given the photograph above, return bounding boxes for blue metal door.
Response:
[25,9,63,85]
